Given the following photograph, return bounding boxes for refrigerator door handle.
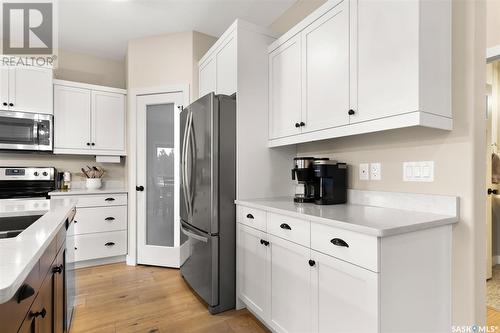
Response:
[188,112,196,213]
[181,110,192,217]
[181,224,208,243]
[185,111,194,217]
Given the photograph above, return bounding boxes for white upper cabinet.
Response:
[269,35,302,139]
[268,0,452,147]
[216,36,237,96]
[302,0,349,133]
[199,57,216,98]
[53,80,127,156]
[54,85,91,151]
[0,63,53,114]
[92,91,126,152]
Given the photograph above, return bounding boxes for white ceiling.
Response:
[58,0,296,60]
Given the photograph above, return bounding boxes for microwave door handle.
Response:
[33,121,39,145]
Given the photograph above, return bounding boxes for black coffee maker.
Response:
[313,160,347,205]
[291,157,320,203]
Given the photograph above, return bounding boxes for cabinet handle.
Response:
[52,264,63,274]
[30,308,46,318]
[280,223,291,230]
[330,238,349,247]
[74,247,78,250]
[74,220,77,224]
[17,284,35,303]
[86,142,90,146]
[299,122,305,127]
[91,142,95,146]
[105,198,115,202]
[295,122,300,128]
[260,239,269,246]
[308,259,316,267]
[348,109,355,116]
[105,242,115,246]
[136,186,144,191]
[246,213,254,219]
[104,217,115,221]
[8,103,13,107]
[488,188,498,195]
[2,102,7,106]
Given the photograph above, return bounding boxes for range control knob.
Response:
[34,172,39,176]
[42,171,48,176]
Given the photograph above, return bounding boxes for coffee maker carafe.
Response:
[291,157,319,203]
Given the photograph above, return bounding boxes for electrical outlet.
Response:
[370,163,381,180]
[359,163,369,180]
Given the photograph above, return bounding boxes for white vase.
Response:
[86,178,102,190]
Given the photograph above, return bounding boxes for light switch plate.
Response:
[359,163,369,180]
[370,163,381,180]
[403,161,434,182]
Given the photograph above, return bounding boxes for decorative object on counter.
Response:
[81,166,105,189]
[291,157,347,205]
[63,171,72,190]
[56,171,65,190]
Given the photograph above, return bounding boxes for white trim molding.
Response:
[487,44,500,62]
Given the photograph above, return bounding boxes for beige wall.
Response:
[487,1,500,48]
[270,0,486,326]
[269,0,327,35]
[54,49,126,88]
[127,31,216,101]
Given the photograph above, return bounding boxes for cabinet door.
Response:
[0,64,8,109]
[199,57,216,97]
[269,35,302,139]
[237,224,269,321]
[352,0,419,123]
[53,248,65,333]
[269,235,312,333]
[91,91,126,152]
[312,250,378,333]
[18,311,36,333]
[35,274,54,333]
[9,66,53,114]
[216,36,237,95]
[54,85,91,151]
[302,0,349,132]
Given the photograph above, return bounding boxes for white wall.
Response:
[269,0,486,326]
[487,0,500,48]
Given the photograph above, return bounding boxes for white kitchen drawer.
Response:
[311,222,379,272]
[267,212,310,247]
[70,206,127,236]
[237,205,266,231]
[72,230,127,262]
[71,193,127,208]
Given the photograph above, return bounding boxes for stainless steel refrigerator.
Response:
[180,93,236,314]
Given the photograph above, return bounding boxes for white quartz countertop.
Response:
[235,197,459,237]
[49,187,127,196]
[0,198,76,303]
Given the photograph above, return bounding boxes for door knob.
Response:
[136,186,144,191]
[488,188,498,195]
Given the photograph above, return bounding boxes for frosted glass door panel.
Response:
[146,103,175,247]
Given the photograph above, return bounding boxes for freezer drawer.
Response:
[180,221,218,309]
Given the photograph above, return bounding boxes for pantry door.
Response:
[136,92,184,267]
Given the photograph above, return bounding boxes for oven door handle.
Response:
[181,225,208,243]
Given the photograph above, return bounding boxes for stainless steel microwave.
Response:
[0,110,53,151]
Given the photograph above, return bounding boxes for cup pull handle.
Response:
[330,238,349,248]
[105,242,115,247]
[280,223,291,230]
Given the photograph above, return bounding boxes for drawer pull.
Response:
[246,213,254,219]
[30,308,47,318]
[330,238,349,248]
[17,284,35,303]
[105,242,115,247]
[260,239,269,246]
[104,217,115,221]
[52,264,64,274]
[280,223,291,230]
[105,198,115,202]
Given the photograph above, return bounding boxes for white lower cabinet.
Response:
[51,192,128,266]
[236,205,452,333]
[269,235,312,333]
[312,250,378,333]
[237,224,269,321]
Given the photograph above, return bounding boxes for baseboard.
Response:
[74,255,126,269]
[126,255,136,266]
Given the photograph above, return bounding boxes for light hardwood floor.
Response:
[71,263,269,333]
[488,307,500,328]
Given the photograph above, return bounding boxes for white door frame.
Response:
[127,84,190,266]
